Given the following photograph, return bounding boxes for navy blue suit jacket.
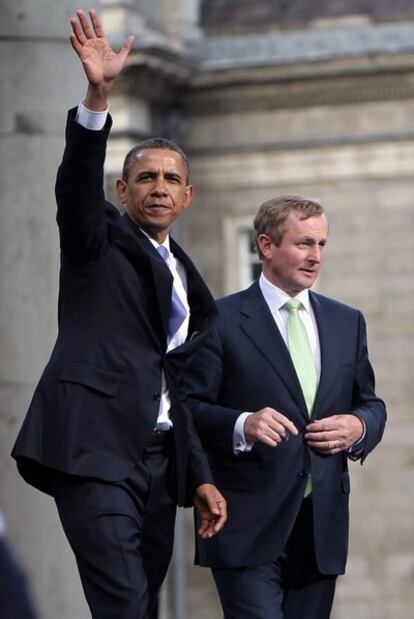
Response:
[183,281,386,574]
[12,109,216,506]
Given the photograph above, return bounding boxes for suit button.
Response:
[298,471,308,479]
[153,392,161,401]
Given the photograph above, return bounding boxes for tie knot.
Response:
[284,298,302,312]
[157,245,169,263]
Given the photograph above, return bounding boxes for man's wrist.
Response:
[83,83,112,112]
[347,416,366,458]
[351,416,366,447]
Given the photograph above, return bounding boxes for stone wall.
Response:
[0,1,98,617]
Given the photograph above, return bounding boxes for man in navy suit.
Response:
[12,10,226,618]
[183,195,386,618]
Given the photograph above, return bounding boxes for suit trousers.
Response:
[54,435,176,619]
[212,497,336,619]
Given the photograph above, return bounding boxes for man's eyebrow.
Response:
[136,169,156,177]
[297,236,327,243]
[135,169,182,179]
[164,170,182,179]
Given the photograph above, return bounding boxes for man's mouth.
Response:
[146,203,171,210]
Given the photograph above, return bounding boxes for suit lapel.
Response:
[310,292,339,416]
[239,282,307,416]
[111,217,216,349]
[111,214,173,340]
[147,253,173,340]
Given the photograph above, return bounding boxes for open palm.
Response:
[70,9,134,87]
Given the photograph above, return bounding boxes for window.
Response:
[223,216,261,294]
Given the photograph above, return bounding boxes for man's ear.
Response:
[182,185,193,210]
[116,179,127,205]
[257,234,273,260]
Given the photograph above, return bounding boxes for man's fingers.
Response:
[307,438,343,454]
[76,10,95,39]
[306,419,332,433]
[198,517,221,539]
[198,507,226,539]
[70,10,105,45]
[305,429,336,441]
[269,412,298,437]
[118,35,135,61]
[194,484,227,538]
[70,16,87,45]
[266,422,290,442]
[244,408,298,446]
[68,33,82,56]
[89,8,105,38]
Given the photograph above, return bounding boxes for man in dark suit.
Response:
[183,195,386,618]
[12,10,226,619]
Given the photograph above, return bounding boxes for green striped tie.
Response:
[284,298,317,496]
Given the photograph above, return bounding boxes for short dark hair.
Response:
[254,194,325,258]
[122,137,190,183]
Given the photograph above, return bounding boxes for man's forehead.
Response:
[132,148,185,169]
[289,211,327,225]
[285,212,328,235]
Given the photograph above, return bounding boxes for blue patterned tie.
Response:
[157,245,187,341]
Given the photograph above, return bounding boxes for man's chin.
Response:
[295,277,315,290]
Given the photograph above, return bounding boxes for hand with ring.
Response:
[305,414,364,454]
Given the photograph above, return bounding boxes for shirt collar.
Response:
[139,228,171,253]
[259,272,311,313]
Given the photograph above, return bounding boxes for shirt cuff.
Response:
[233,412,255,454]
[347,418,366,458]
[76,100,109,130]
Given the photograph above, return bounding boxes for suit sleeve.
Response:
[55,108,114,260]
[182,326,245,454]
[348,312,386,462]
[182,405,215,506]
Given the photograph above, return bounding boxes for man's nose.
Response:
[308,246,321,263]
[151,179,168,196]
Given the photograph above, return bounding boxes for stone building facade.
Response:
[1,1,413,618]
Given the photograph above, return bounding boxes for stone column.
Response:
[0,1,100,617]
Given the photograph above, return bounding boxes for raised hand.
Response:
[69,9,134,107]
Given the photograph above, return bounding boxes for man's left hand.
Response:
[194,484,227,539]
[305,414,364,454]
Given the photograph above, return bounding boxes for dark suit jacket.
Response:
[12,109,216,506]
[183,281,386,574]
